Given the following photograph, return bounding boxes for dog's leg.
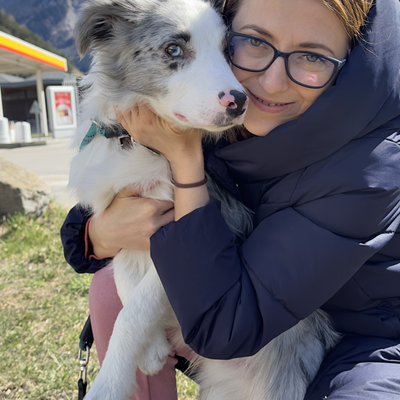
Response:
[84,266,172,400]
[196,310,339,400]
[249,310,339,400]
[196,359,250,400]
[137,328,172,375]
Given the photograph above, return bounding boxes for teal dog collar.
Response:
[79,119,106,151]
[79,119,159,155]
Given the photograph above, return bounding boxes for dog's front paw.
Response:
[138,332,171,375]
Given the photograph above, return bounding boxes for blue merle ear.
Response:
[74,1,133,57]
[204,0,227,15]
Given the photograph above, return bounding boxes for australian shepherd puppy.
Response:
[69,0,339,399]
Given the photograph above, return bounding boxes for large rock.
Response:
[0,157,51,218]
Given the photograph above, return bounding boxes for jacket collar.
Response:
[215,0,400,181]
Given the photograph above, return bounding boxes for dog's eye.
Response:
[166,45,183,57]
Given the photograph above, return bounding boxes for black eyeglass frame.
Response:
[226,31,347,89]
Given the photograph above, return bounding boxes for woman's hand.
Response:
[115,104,203,171]
[115,104,210,221]
[88,186,174,258]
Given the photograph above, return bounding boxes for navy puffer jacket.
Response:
[149,0,400,359]
[61,0,400,361]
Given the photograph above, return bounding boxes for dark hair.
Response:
[222,0,243,27]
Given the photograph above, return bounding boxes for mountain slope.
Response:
[0,11,77,73]
[0,0,89,73]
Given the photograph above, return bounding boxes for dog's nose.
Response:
[218,90,248,118]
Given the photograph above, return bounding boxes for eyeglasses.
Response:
[226,32,347,89]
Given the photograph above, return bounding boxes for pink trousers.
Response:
[88,265,191,400]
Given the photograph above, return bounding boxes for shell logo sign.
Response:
[0,30,67,71]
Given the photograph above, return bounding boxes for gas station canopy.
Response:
[0,30,68,136]
[0,30,67,74]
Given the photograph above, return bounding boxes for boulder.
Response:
[0,157,51,218]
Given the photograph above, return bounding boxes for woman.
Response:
[62,0,400,398]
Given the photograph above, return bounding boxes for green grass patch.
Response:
[0,201,198,399]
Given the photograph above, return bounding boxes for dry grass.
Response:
[0,201,198,399]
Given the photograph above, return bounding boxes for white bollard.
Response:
[15,121,32,143]
[15,121,23,143]
[0,117,10,144]
[21,121,32,143]
[9,121,15,143]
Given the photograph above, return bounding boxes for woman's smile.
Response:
[246,89,295,114]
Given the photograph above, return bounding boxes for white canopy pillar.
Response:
[36,70,48,136]
[0,84,3,118]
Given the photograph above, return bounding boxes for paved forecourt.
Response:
[0,138,76,209]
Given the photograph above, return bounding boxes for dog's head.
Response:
[74,0,247,132]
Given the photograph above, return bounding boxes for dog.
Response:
[69,0,340,399]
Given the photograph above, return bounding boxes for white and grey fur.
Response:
[69,0,339,399]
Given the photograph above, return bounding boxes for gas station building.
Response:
[0,30,68,136]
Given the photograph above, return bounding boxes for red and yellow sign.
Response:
[55,91,73,125]
[0,30,67,71]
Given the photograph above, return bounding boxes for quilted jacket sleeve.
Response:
[150,138,400,359]
[60,205,113,274]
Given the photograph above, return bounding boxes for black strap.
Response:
[77,316,93,400]
[175,355,198,382]
[79,315,94,351]
[104,123,129,139]
[78,378,87,400]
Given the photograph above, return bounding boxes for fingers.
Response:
[114,103,158,144]
[158,208,175,227]
[113,102,203,161]
[140,198,174,217]
[115,104,153,125]
[146,103,156,114]
[156,200,174,214]
[114,105,134,135]
[114,105,127,125]
[117,186,142,198]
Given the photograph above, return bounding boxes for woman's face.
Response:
[232,0,350,136]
